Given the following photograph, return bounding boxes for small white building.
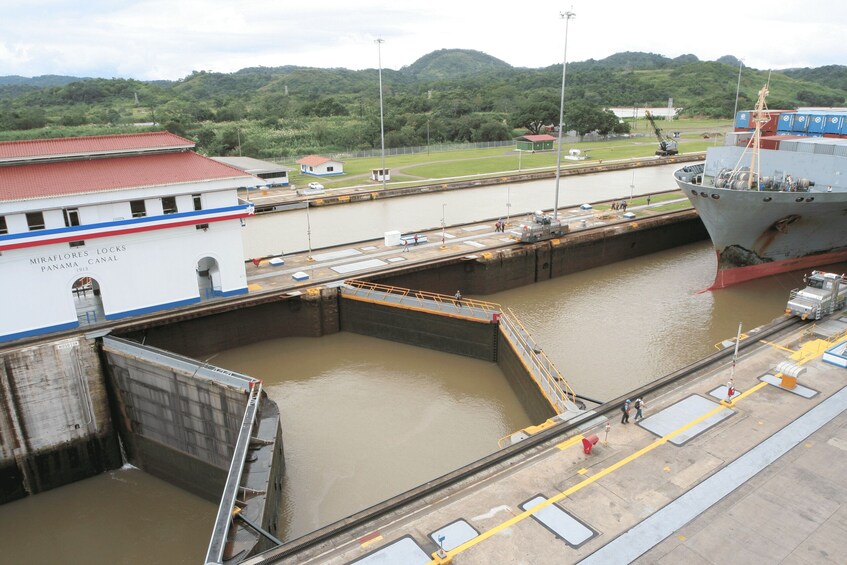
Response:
[296,155,344,177]
[211,156,291,187]
[0,132,260,343]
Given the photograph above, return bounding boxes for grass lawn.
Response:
[283,118,727,190]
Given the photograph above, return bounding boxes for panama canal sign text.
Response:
[30,245,128,273]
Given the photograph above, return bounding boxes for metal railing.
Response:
[205,380,263,565]
[342,280,501,321]
[497,308,579,415]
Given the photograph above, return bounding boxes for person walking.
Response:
[634,397,645,421]
[414,234,419,245]
[620,399,631,424]
[402,239,409,252]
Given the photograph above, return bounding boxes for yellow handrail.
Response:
[500,308,578,411]
[344,279,501,317]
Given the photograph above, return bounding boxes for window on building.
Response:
[195,223,209,231]
[69,240,85,248]
[327,166,334,172]
[130,200,146,218]
[0,216,7,235]
[162,196,178,214]
[26,212,45,231]
[192,194,202,211]
[63,208,81,227]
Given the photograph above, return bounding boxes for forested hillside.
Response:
[1,49,844,159]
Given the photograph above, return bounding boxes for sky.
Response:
[1,0,845,81]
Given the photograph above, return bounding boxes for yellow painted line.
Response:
[428,380,769,564]
[759,340,796,354]
[555,435,585,451]
[792,339,832,364]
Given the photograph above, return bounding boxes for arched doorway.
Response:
[196,257,221,300]
[72,276,104,326]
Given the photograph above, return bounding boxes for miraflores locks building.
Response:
[0,132,260,343]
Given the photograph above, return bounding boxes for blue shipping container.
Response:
[791,114,810,132]
[735,111,751,129]
[808,114,826,133]
[777,113,795,132]
[825,115,845,134]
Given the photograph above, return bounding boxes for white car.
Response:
[307,182,325,190]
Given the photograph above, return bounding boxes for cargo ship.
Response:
[675,86,847,288]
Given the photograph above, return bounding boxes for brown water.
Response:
[485,241,829,401]
[0,465,214,565]
[210,333,533,541]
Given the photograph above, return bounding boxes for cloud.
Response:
[1,0,846,80]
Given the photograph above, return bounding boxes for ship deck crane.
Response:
[645,110,679,156]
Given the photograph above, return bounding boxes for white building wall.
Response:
[0,218,248,341]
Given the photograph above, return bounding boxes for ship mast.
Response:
[747,85,769,190]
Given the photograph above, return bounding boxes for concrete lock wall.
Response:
[339,298,499,362]
[495,330,558,423]
[119,288,339,360]
[369,213,707,295]
[0,336,121,504]
[101,340,254,501]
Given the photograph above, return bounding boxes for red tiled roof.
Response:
[518,134,557,142]
[296,154,343,166]
[0,152,252,202]
[0,132,194,161]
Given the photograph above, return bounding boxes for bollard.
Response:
[582,434,599,455]
[603,421,611,445]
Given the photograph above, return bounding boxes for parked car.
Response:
[307,182,325,190]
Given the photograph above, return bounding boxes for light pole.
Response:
[553,9,575,220]
[732,58,744,124]
[441,203,447,248]
[305,200,314,261]
[506,186,512,226]
[629,170,635,204]
[376,38,387,191]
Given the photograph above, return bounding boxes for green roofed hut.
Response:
[515,134,556,152]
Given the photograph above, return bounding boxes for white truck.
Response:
[785,271,847,320]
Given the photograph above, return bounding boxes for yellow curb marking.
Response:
[759,340,796,354]
[555,435,585,451]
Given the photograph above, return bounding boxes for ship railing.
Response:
[498,308,580,415]
[342,279,500,321]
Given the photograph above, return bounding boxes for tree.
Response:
[511,98,558,134]
[563,102,621,136]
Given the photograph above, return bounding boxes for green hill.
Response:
[401,49,512,80]
[1,50,845,157]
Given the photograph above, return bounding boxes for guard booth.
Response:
[371,168,390,182]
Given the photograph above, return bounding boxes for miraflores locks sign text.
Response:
[29,245,128,273]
